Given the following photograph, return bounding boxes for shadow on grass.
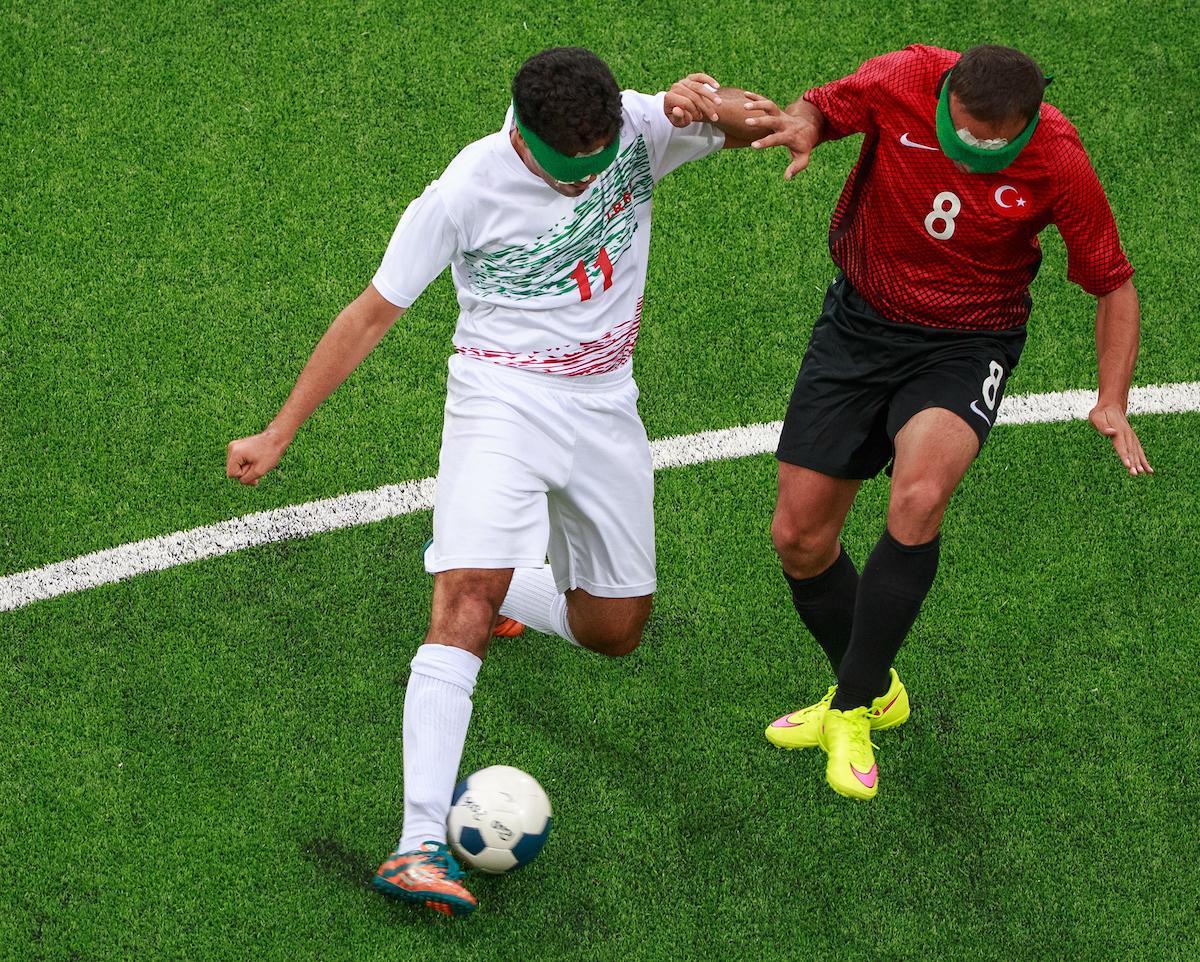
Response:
[300,836,375,892]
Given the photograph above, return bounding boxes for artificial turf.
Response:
[2,0,1198,959]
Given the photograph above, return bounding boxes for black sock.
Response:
[782,545,859,673]
[831,529,940,711]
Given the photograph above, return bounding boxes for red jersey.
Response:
[804,45,1134,331]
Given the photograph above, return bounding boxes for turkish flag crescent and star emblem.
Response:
[990,182,1032,218]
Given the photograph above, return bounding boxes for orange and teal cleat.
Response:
[765,668,909,750]
[373,841,477,917]
[819,706,879,800]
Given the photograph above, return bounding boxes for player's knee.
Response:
[771,513,835,573]
[429,587,501,642]
[888,477,950,534]
[575,605,650,657]
[589,624,644,657]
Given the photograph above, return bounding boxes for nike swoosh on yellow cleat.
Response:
[850,764,878,789]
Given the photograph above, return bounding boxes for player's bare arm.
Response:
[742,93,827,178]
[225,284,404,486]
[663,74,765,147]
[1088,279,1153,476]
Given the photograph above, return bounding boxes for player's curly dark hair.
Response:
[951,45,1046,124]
[512,47,622,156]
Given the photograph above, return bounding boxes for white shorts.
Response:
[428,354,656,598]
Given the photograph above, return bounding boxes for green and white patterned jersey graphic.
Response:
[463,136,654,300]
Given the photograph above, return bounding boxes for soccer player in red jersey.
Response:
[747,44,1152,799]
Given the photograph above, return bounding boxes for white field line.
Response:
[2,381,1198,614]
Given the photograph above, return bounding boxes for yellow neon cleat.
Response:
[765,685,836,749]
[819,706,879,800]
[866,668,910,731]
[766,668,909,750]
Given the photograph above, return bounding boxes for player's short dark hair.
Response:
[512,47,622,156]
[950,45,1046,124]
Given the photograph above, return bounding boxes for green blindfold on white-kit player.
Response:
[514,107,619,183]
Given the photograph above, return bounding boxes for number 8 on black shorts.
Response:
[776,274,1028,479]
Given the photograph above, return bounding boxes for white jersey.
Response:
[372,90,724,376]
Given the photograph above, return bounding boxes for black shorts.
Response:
[776,274,1028,479]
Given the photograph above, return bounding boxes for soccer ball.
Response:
[447,765,553,873]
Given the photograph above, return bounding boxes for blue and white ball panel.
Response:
[510,818,552,866]
[457,825,487,857]
[447,766,553,874]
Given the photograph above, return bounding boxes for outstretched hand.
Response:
[742,92,819,179]
[664,73,722,127]
[1088,403,1153,476]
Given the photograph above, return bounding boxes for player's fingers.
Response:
[681,93,718,124]
[746,113,789,132]
[687,72,720,89]
[682,77,721,100]
[744,94,781,115]
[1110,424,1142,474]
[680,80,721,120]
[225,441,243,477]
[1122,427,1153,476]
[668,86,702,113]
[1130,448,1151,476]
[750,129,794,149]
[666,93,701,124]
[669,104,692,127]
[1112,435,1135,475]
[1126,434,1145,475]
[784,152,811,180]
[675,95,707,124]
[1127,427,1153,474]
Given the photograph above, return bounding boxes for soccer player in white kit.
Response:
[226,48,754,916]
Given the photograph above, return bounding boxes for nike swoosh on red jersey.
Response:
[900,133,939,151]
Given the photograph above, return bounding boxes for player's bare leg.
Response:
[765,464,864,748]
[375,568,511,916]
[772,463,861,579]
[426,568,514,657]
[493,568,650,656]
[886,407,979,544]
[822,407,979,799]
[563,590,653,657]
[770,463,862,673]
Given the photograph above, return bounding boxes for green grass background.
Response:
[2,0,1198,959]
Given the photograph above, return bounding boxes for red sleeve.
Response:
[802,48,922,139]
[1051,136,1134,296]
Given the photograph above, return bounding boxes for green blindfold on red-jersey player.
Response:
[513,104,619,183]
[935,67,1052,173]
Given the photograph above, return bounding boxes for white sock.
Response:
[398,644,482,852]
[500,567,581,646]
[550,592,580,646]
